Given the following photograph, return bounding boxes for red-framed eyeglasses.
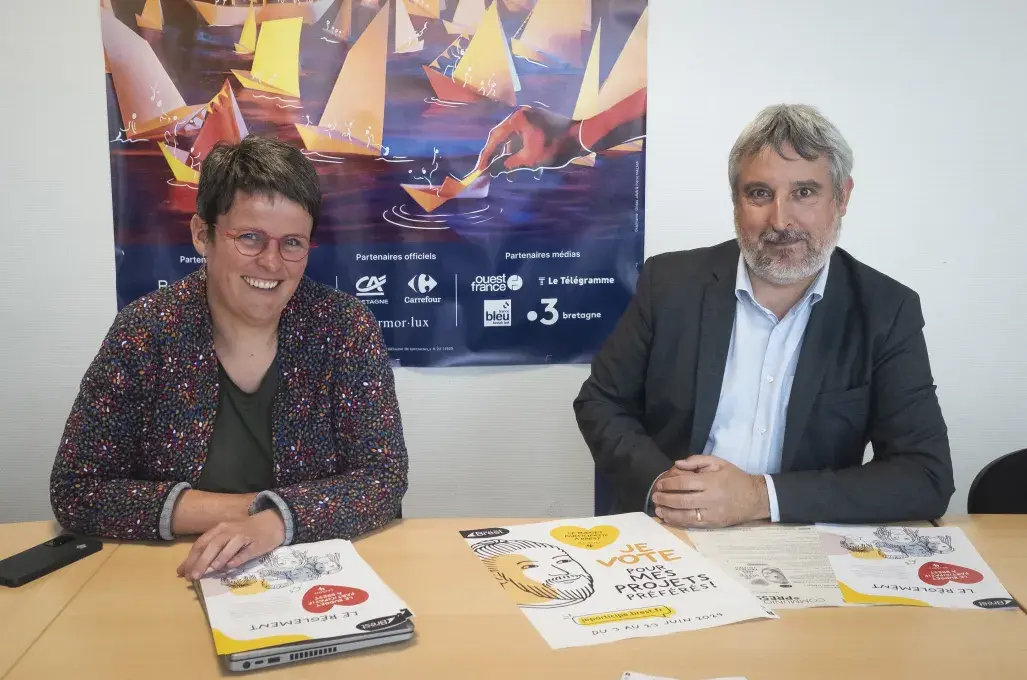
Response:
[220,228,317,262]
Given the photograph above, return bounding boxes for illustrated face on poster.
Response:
[471,539,595,608]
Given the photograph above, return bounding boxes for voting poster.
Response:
[460,514,775,649]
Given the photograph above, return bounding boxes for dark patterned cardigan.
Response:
[50,269,408,544]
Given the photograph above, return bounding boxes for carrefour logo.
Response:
[407,274,438,294]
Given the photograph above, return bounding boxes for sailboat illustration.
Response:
[324,0,352,41]
[596,7,646,121]
[158,80,249,184]
[422,1,520,106]
[395,0,424,53]
[568,19,600,166]
[443,0,485,35]
[234,5,257,54]
[186,0,335,27]
[581,7,647,157]
[135,0,164,30]
[231,17,303,98]
[510,0,588,67]
[403,0,442,20]
[400,167,489,213]
[294,1,388,155]
[101,9,205,140]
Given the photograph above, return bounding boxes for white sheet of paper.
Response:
[198,539,413,654]
[816,524,1016,610]
[460,512,776,650]
[687,525,844,609]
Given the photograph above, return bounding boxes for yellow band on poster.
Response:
[573,605,675,626]
[212,628,312,655]
[838,581,930,607]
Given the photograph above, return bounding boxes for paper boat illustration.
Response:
[158,79,249,185]
[400,169,489,213]
[101,8,205,139]
[510,0,590,67]
[186,0,335,26]
[422,1,520,106]
[231,17,303,98]
[295,1,388,155]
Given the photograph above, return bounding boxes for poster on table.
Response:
[197,539,413,654]
[816,525,1016,610]
[459,513,776,650]
[99,0,647,366]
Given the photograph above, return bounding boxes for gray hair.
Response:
[197,136,323,237]
[729,104,854,201]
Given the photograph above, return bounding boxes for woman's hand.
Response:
[177,510,286,580]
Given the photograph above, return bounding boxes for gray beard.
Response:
[737,217,841,285]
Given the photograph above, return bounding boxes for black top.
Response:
[196,358,277,494]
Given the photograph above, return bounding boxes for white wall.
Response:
[2,0,1025,523]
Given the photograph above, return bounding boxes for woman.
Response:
[50,137,408,579]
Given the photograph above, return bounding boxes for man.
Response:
[470,539,595,608]
[574,104,953,527]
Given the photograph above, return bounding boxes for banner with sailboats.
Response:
[101,0,648,366]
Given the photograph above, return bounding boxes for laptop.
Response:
[223,619,414,672]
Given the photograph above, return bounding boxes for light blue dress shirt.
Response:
[702,254,830,521]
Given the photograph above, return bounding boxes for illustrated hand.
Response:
[650,456,771,528]
[473,105,588,175]
[176,510,286,581]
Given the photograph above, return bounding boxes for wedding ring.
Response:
[695,509,703,523]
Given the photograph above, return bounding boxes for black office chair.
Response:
[967,449,1027,514]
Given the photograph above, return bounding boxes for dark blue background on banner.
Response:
[106,0,647,366]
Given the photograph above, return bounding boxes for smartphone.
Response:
[0,534,103,587]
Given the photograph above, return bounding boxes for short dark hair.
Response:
[196,136,323,237]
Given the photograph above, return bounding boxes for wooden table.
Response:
[5,517,1027,680]
[0,521,117,678]
[939,514,1027,605]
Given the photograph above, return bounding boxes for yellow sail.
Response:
[597,6,646,113]
[327,0,352,41]
[158,143,201,184]
[571,19,600,121]
[395,0,424,53]
[295,1,389,155]
[511,0,586,66]
[231,17,303,98]
[234,6,257,54]
[450,1,520,105]
[403,0,439,19]
[135,0,164,30]
[443,0,485,35]
[101,10,204,139]
[188,0,335,26]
